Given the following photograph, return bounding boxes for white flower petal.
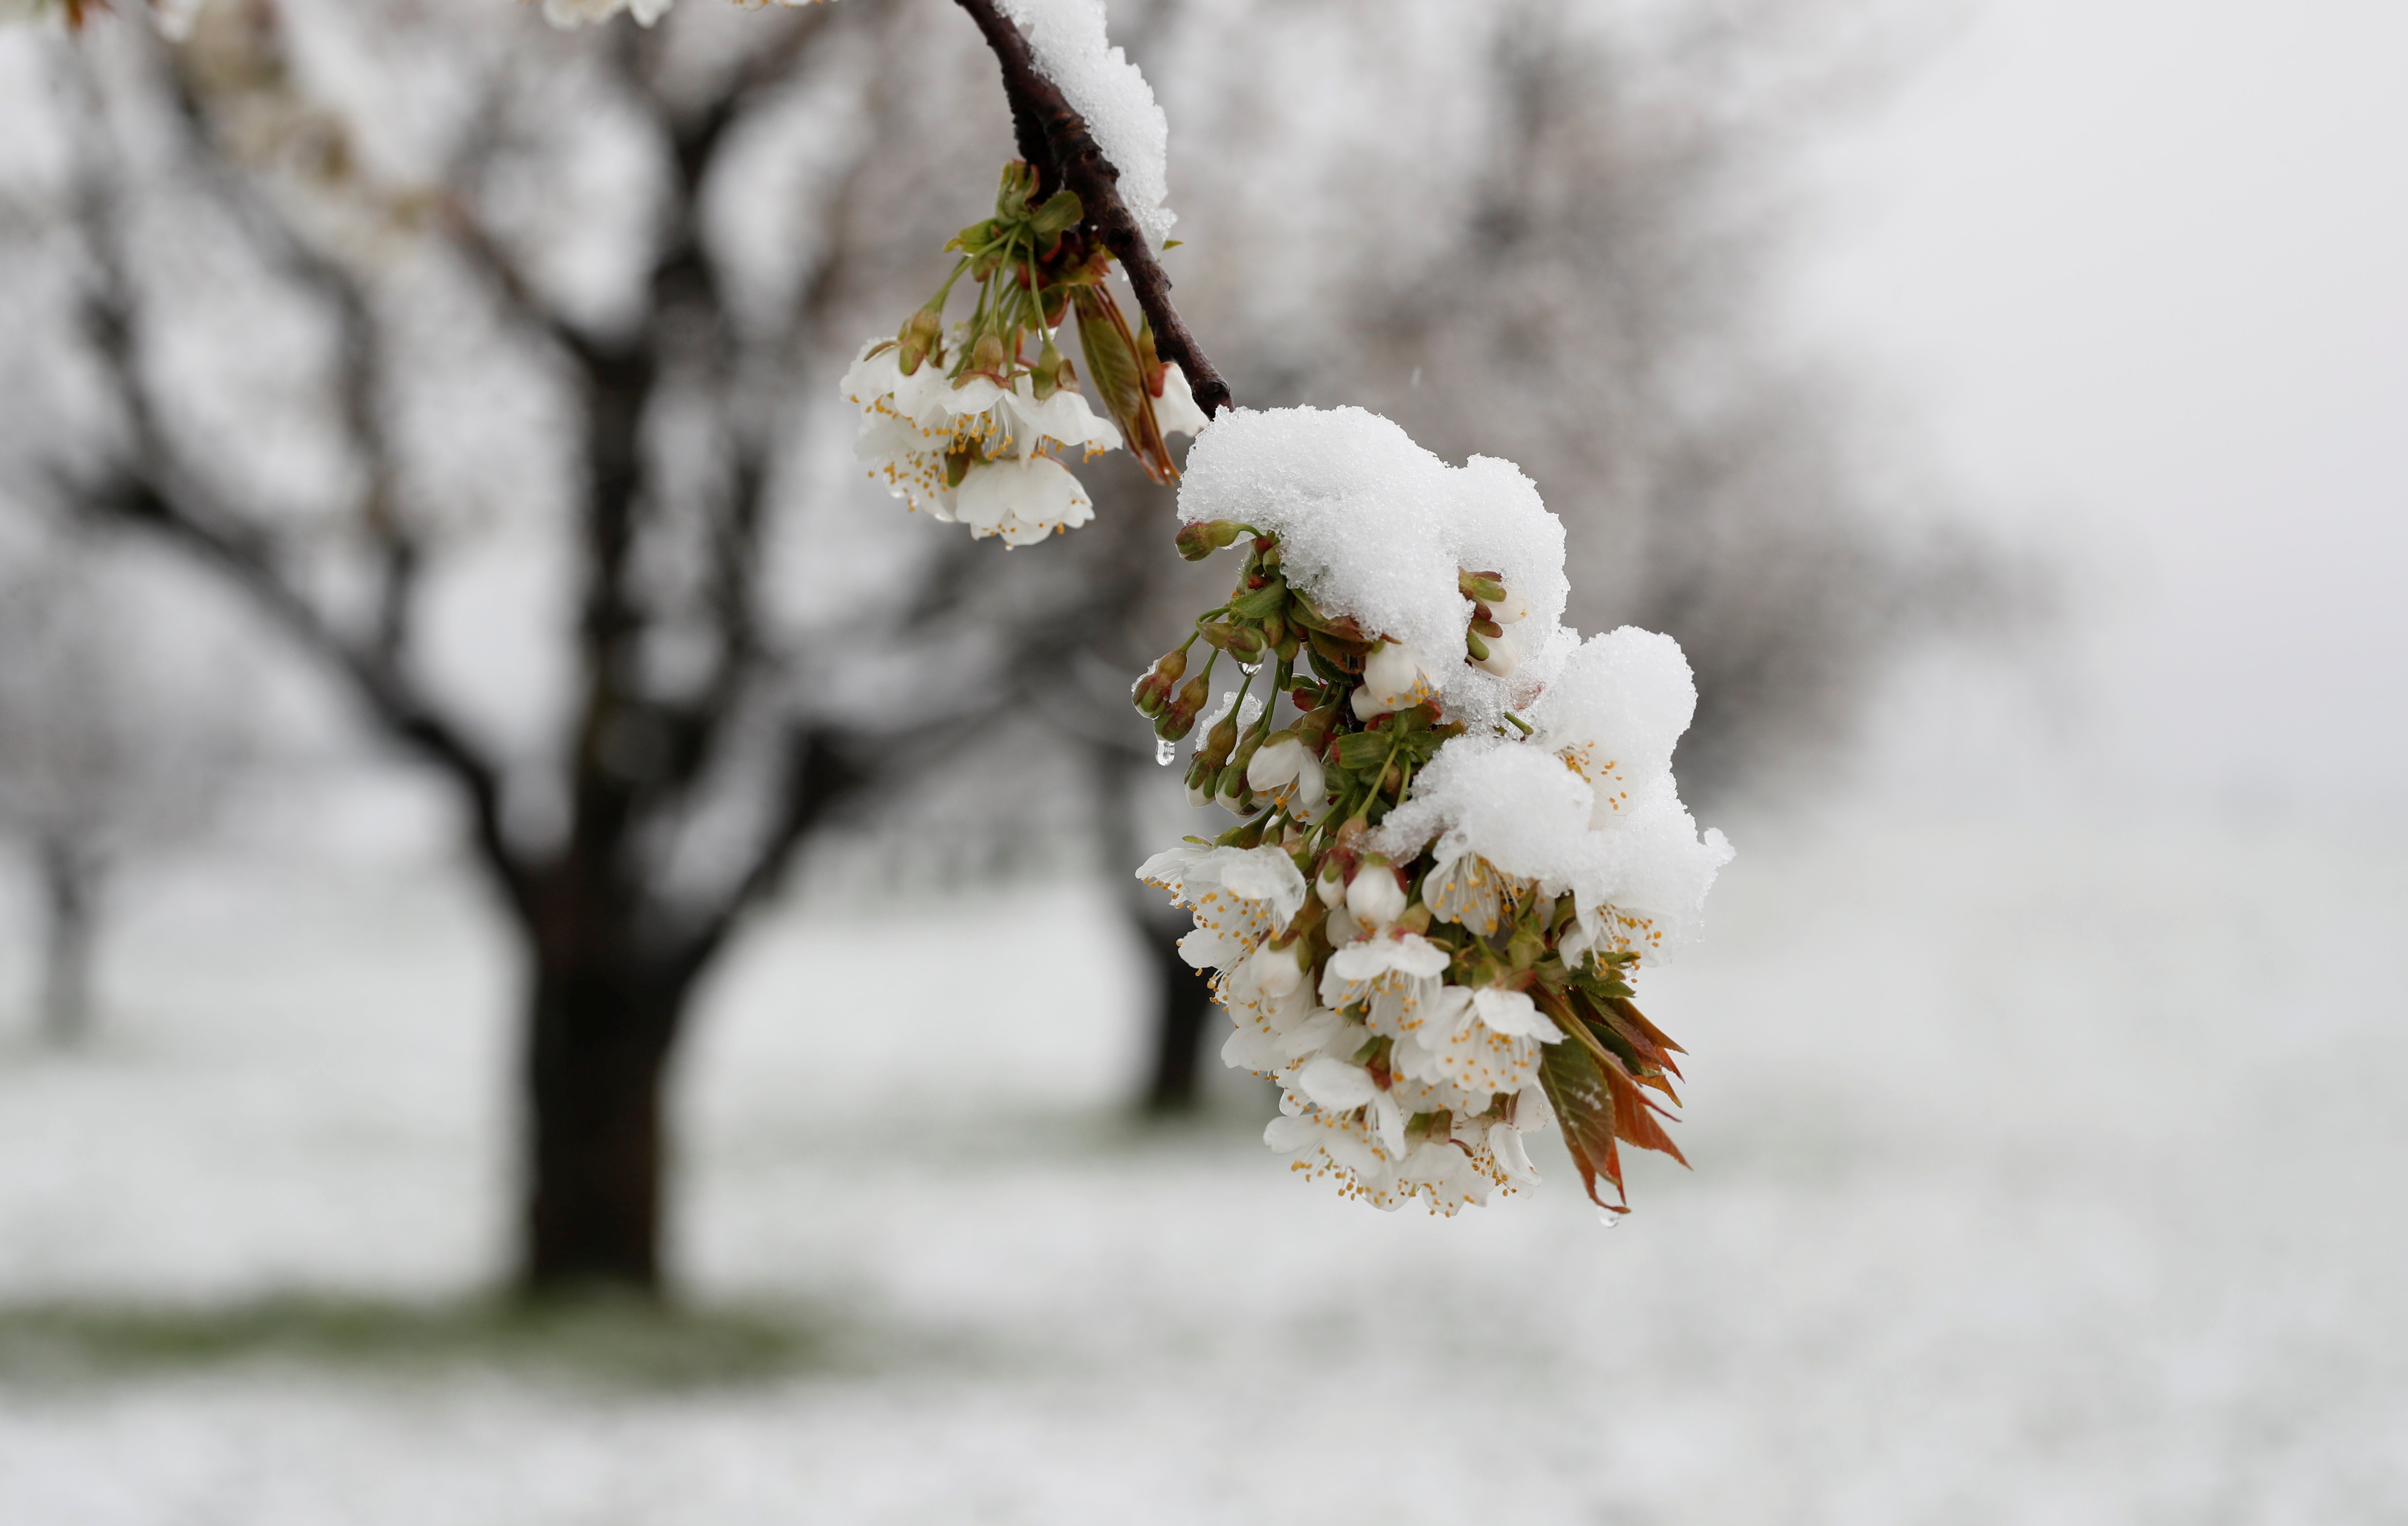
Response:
[1152,363,1214,438]
[1470,986,1554,1040]
[1490,1122,1542,1186]
[1295,1056,1380,1111]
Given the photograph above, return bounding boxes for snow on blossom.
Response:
[1141,403,1729,1217]
[1529,627,1699,825]
[1176,405,1571,730]
[1560,789,1735,967]
[1371,737,1600,891]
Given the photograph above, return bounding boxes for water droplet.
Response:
[1238,662,1262,676]
[1597,1210,1624,1230]
[1155,738,1177,766]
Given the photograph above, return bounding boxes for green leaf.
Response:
[1538,1037,1627,1212]
[1030,188,1084,236]
[1229,579,1288,620]
[1305,644,1351,686]
[1332,731,1392,770]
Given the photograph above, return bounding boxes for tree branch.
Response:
[670,723,865,983]
[57,50,534,926]
[950,0,1232,418]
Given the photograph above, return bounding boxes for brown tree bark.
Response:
[520,947,691,1291]
[1139,919,1216,1113]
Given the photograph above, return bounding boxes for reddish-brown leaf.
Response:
[1538,1020,1627,1211]
[1610,996,1687,1059]
[1594,1045,1688,1168]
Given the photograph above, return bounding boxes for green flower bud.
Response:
[1459,570,1509,606]
[1198,714,1239,772]
[1175,520,1247,562]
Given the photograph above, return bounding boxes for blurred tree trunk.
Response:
[1094,742,1218,1113]
[521,937,692,1290]
[36,834,98,1048]
[1139,920,1214,1113]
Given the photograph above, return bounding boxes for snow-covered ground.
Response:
[0,805,2401,1524]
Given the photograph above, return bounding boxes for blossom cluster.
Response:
[1136,407,1732,1216]
[840,162,1208,544]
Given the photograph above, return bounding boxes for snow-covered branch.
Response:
[950,0,1229,421]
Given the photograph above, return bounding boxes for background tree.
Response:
[3,0,1036,1294]
[0,524,246,1044]
[0,0,1996,1288]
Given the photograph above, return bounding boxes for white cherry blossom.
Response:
[840,340,1119,541]
[1244,735,1325,816]
[1135,842,1306,973]
[1351,640,1442,720]
[1343,858,1407,929]
[951,455,1094,545]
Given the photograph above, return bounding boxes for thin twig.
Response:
[950,0,1231,418]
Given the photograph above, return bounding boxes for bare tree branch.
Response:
[950,0,1231,419]
[57,52,533,925]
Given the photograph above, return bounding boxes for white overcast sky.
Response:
[1788,0,2408,818]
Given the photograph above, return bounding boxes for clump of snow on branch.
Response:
[1178,406,1572,734]
[995,0,1176,250]
[1133,405,1730,1217]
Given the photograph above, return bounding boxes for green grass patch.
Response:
[0,1293,837,1390]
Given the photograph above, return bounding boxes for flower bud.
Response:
[1471,626,1521,678]
[1157,674,1209,741]
[1030,333,1073,400]
[1214,761,1250,807]
[1459,570,1509,606]
[968,331,1007,381]
[1132,673,1168,717]
[1359,642,1432,713]
[1198,713,1239,772]
[1248,939,1309,999]
[1175,520,1246,562]
[1246,733,1306,796]
[1315,856,1349,908]
[1347,856,1408,928]
[896,303,945,375]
